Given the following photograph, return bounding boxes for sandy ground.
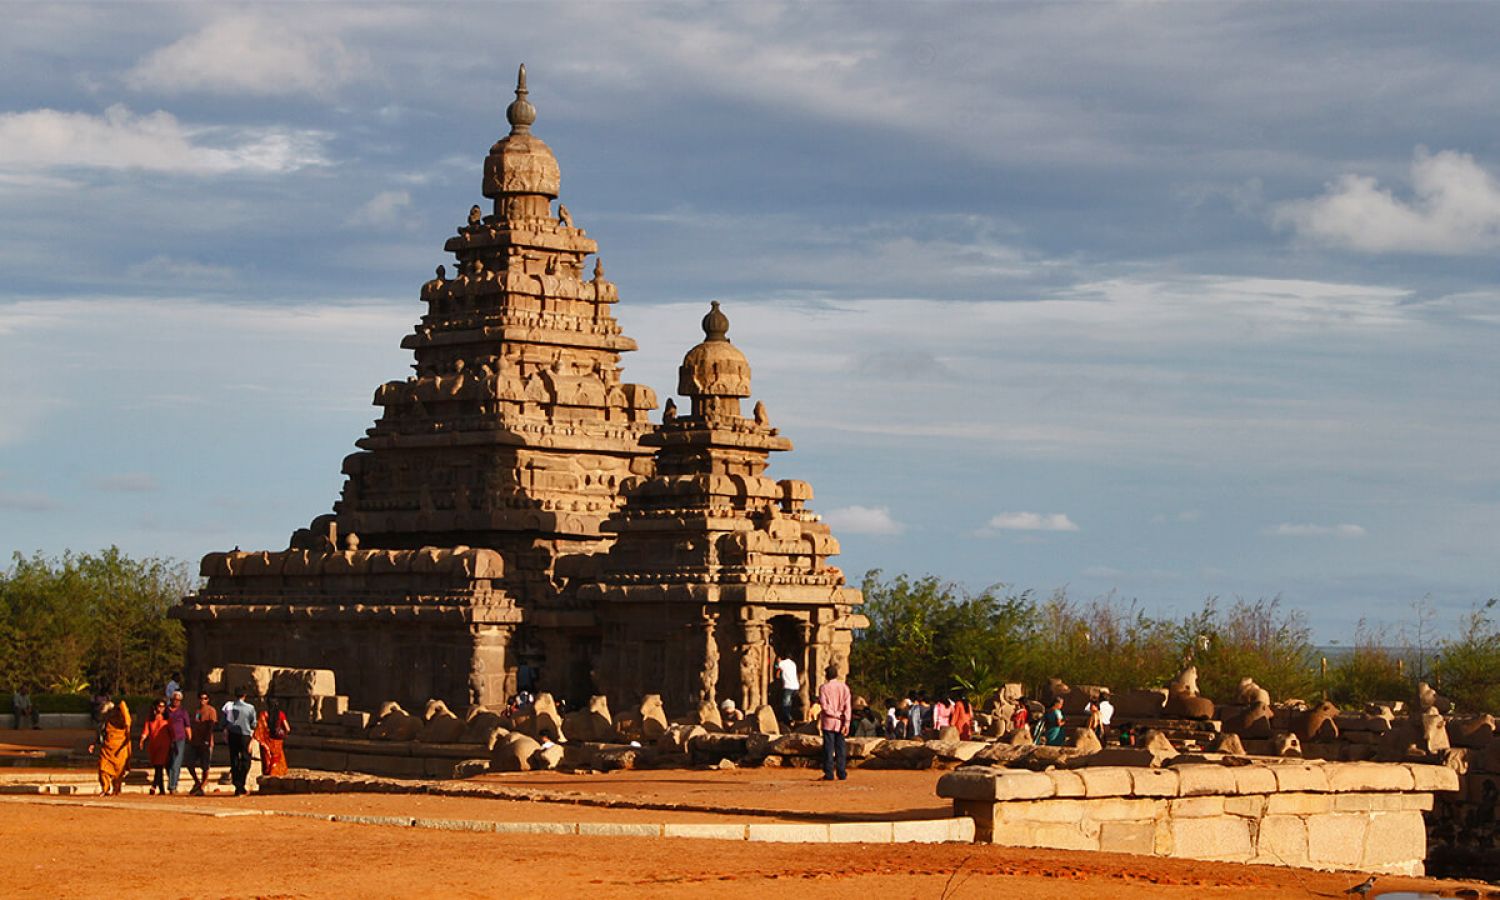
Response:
[5,798,1485,899]
[6,729,1493,898]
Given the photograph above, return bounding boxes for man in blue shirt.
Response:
[219,687,257,796]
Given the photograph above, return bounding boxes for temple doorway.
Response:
[768,614,807,720]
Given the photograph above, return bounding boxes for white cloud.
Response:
[125,255,236,284]
[0,105,328,175]
[983,511,1080,533]
[346,190,414,229]
[126,15,368,97]
[0,491,60,512]
[1266,523,1367,538]
[822,504,905,536]
[92,473,161,493]
[1275,148,1500,254]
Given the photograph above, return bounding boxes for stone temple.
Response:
[173,66,865,716]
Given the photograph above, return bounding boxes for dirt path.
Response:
[5,798,1488,899]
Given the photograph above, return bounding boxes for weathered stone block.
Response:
[1231,766,1278,795]
[1359,810,1426,871]
[663,823,749,840]
[1128,767,1180,797]
[993,770,1057,801]
[1169,815,1252,861]
[1082,796,1159,821]
[1406,763,1459,792]
[1265,792,1332,815]
[747,823,830,843]
[1223,794,1264,817]
[1169,796,1225,818]
[997,799,1087,825]
[1174,764,1239,797]
[1306,813,1369,868]
[828,821,894,843]
[1077,766,1135,798]
[1272,763,1329,793]
[1326,761,1414,793]
[1098,821,1156,855]
[1048,769,1086,798]
[1254,814,1309,867]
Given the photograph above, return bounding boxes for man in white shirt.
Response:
[165,672,181,701]
[775,653,799,727]
[1097,690,1115,742]
[219,687,257,796]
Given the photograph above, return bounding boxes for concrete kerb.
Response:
[0,795,973,844]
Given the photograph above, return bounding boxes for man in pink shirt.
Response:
[816,665,853,781]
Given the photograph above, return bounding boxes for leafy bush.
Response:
[0,548,190,697]
[1432,605,1500,714]
[1323,623,1415,707]
[1180,597,1317,703]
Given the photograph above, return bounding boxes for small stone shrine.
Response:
[173,66,864,714]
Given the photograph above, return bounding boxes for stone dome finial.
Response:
[702,300,730,342]
[507,63,537,134]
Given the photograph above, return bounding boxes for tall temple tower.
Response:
[584,302,865,716]
[177,67,657,708]
[175,67,862,717]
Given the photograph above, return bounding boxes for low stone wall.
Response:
[938,761,1458,876]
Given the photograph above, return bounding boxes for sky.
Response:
[1,2,1497,641]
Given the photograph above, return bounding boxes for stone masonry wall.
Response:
[938,761,1458,876]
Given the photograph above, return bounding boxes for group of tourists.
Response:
[881,692,979,741]
[88,672,292,797]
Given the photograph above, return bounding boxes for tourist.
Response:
[1010,697,1030,735]
[719,698,744,726]
[907,692,926,738]
[164,691,192,794]
[894,704,911,739]
[11,686,39,730]
[253,698,291,778]
[188,691,217,795]
[139,699,172,795]
[1097,690,1114,738]
[1042,697,1067,746]
[91,688,111,726]
[850,696,882,737]
[164,671,181,701]
[774,653,799,727]
[1085,700,1102,743]
[932,694,952,731]
[951,696,974,740]
[220,688,257,796]
[89,699,131,795]
[883,697,899,737]
[816,665,851,781]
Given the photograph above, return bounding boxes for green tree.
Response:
[1178,597,1316,703]
[0,548,190,697]
[1324,622,1414,707]
[1432,601,1500,713]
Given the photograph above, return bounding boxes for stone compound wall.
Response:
[938,761,1458,876]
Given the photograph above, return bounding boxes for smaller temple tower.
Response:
[584,303,866,717]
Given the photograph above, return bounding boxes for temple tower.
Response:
[584,303,866,717]
[177,67,658,709]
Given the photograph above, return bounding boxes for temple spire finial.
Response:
[506,63,537,135]
[702,300,729,342]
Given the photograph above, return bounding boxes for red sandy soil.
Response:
[6,798,1491,900]
[7,730,1495,898]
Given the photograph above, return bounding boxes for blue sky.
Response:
[2,2,1498,640]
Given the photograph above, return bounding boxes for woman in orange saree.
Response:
[90,700,132,795]
[253,701,290,778]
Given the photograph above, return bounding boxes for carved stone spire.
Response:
[702,300,730,342]
[507,63,536,134]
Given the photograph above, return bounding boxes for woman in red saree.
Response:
[90,700,131,795]
[139,699,172,794]
[253,700,291,777]
[951,697,974,740]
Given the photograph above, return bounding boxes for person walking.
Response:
[164,691,192,794]
[951,696,974,740]
[11,686,39,730]
[774,653,800,727]
[220,687,257,796]
[188,691,217,795]
[90,699,131,795]
[816,665,852,781]
[253,698,291,778]
[1042,697,1067,746]
[139,699,172,795]
[164,671,182,701]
